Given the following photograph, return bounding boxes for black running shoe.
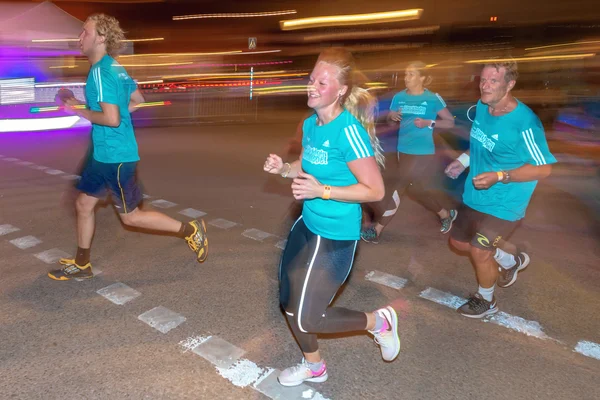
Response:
[498,252,530,288]
[457,293,498,318]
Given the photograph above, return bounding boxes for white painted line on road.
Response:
[0,155,4,158]
[275,239,287,250]
[142,194,152,199]
[181,334,331,399]
[242,228,274,242]
[9,235,42,249]
[179,335,212,353]
[487,312,551,340]
[45,169,64,175]
[97,282,141,305]
[138,306,186,334]
[61,174,81,180]
[217,359,268,388]
[574,340,600,361]
[419,287,553,340]
[365,271,408,289]
[17,161,34,166]
[192,336,246,369]
[2,157,19,162]
[150,199,178,209]
[178,208,207,219]
[419,287,466,309]
[0,224,20,236]
[31,165,49,170]
[208,218,239,230]
[34,248,70,264]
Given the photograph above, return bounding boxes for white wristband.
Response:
[457,153,470,168]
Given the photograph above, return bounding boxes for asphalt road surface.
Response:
[1,123,599,400]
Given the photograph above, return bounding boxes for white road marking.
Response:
[419,287,553,340]
[34,248,70,264]
[365,270,408,289]
[487,312,551,340]
[150,199,178,209]
[419,287,466,309]
[574,340,600,361]
[97,283,141,305]
[45,169,64,175]
[216,359,266,388]
[9,235,42,249]
[0,224,20,236]
[179,335,212,353]
[138,306,186,333]
[17,161,34,166]
[242,228,273,242]
[178,208,207,219]
[208,218,239,230]
[275,239,287,250]
[192,336,246,369]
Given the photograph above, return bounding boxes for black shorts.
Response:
[77,158,143,214]
[450,204,518,251]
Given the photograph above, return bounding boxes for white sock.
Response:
[478,285,495,302]
[494,248,516,269]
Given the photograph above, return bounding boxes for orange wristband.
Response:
[496,171,504,182]
[322,185,331,200]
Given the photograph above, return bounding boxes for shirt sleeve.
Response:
[516,117,557,166]
[433,92,447,114]
[389,93,400,111]
[92,67,119,105]
[341,123,374,163]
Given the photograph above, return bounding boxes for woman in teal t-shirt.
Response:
[263,48,401,387]
[362,61,457,243]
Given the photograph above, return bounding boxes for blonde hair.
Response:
[407,61,433,87]
[87,13,125,57]
[316,48,385,169]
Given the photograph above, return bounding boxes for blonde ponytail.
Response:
[343,86,385,169]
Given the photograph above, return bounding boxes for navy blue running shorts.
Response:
[77,158,143,214]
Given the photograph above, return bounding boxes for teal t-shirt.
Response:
[85,55,139,163]
[390,89,447,155]
[301,110,375,241]
[463,100,557,221]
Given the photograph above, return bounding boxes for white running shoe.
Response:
[278,358,328,387]
[369,306,401,362]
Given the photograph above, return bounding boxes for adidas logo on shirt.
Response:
[491,134,499,140]
[322,140,330,147]
[421,101,428,106]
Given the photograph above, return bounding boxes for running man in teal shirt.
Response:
[362,61,457,243]
[48,14,208,281]
[445,60,556,318]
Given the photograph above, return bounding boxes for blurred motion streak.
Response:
[465,53,596,63]
[280,9,423,31]
[173,10,297,21]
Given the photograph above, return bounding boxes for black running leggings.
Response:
[371,152,444,227]
[279,217,367,353]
